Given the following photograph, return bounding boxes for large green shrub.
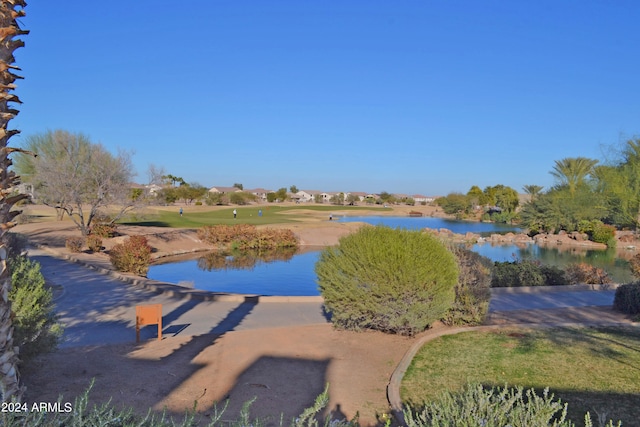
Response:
[613,282,640,316]
[404,383,621,427]
[577,219,617,247]
[8,255,62,362]
[109,235,152,276]
[315,226,458,336]
[442,246,492,326]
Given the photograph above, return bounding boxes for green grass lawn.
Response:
[401,326,640,426]
[119,205,391,228]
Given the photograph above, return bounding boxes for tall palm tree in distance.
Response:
[522,184,544,202]
[550,157,598,195]
[0,0,28,402]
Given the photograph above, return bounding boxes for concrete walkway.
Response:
[31,249,328,348]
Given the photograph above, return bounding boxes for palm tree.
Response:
[550,157,598,195]
[522,184,544,202]
[0,0,28,402]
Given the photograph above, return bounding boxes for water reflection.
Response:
[472,242,632,283]
[197,247,297,271]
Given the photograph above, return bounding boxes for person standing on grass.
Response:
[233,209,237,219]
[179,207,183,217]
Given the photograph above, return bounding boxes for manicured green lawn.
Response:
[401,327,640,426]
[120,205,391,228]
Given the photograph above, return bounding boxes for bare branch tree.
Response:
[22,130,138,236]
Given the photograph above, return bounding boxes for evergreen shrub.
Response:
[613,282,640,315]
[315,226,458,336]
[8,255,62,362]
[442,246,492,326]
[109,235,152,276]
[65,236,84,252]
[577,219,617,247]
[403,383,621,427]
[492,260,568,287]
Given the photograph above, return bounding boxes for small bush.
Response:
[316,226,458,336]
[8,255,62,362]
[404,383,621,427]
[65,236,84,252]
[613,282,640,315]
[578,219,617,247]
[492,260,546,287]
[565,263,612,285]
[491,260,569,288]
[442,246,492,326]
[540,265,570,286]
[628,253,640,278]
[109,235,152,276]
[90,222,117,238]
[592,223,617,246]
[86,235,103,252]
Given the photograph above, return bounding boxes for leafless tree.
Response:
[21,130,139,236]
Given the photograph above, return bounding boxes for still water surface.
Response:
[147,216,630,295]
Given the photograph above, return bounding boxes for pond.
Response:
[146,217,631,296]
[337,215,521,235]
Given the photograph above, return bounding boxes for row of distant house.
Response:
[207,186,436,204]
[17,181,436,205]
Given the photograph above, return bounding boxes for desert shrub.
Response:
[8,255,62,362]
[65,236,84,252]
[0,382,357,427]
[242,227,298,250]
[197,224,298,250]
[109,235,152,276]
[565,263,612,285]
[404,383,621,427]
[90,222,117,238]
[442,246,492,326]
[86,235,103,253]
[198,224,258,246]
[315,226,458,336]
[613,282,640,315]
[628,253,640,278]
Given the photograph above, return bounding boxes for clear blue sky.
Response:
[13,1,640,196]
